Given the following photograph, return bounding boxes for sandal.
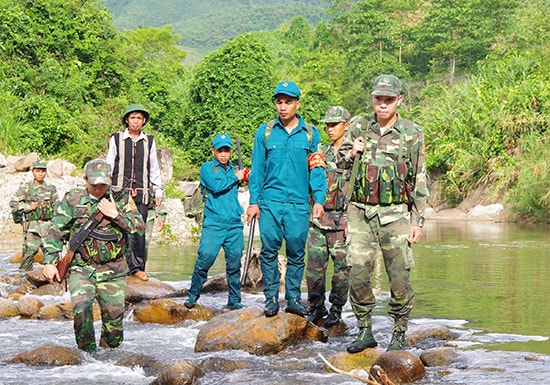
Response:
[133,271,150,281]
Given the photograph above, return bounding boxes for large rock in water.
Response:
[133,299,217,324]
[370,350,426,384]
[125,277,183,303]
[4,344,83,366]
[194,307,328,355]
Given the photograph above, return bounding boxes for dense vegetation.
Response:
[0,0,548,222]
[102,0,329,53]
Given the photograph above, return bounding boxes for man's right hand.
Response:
[351,137,365,158]
[42,264,60,284]
[247,205,259,224]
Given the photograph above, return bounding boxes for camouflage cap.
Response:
[371,74,402,96]
[84,159,111,185]
[31,159,47,169]
[320,106,350,123]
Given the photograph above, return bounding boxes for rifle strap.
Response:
[344,118,369,204]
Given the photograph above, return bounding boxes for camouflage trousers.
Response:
[20,231,44,270]
[68,258,128,352]
[347,204,414,331]
[306,225,350,310]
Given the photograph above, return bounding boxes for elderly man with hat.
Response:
[343,75,429,352]
[106,104,164,281]
[247,81,327,318]
[43,159,145,352]
[184,133,245,310]
[306,105,353,328]
[9,159,59,270]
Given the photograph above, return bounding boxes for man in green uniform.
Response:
[306,106,352,327]
[9,159,58,270]
[344,75,429,352]
[42,159,145,353]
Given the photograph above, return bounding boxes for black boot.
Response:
[285,297,308,317]
[306,306,328,323]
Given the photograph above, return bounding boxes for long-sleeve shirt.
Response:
[43,187,145,265]
[248,115,326,206]
[105,129,164,200]
[344,114,429,226]
[200,159,243,223]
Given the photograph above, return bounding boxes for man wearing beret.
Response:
[247,81,327,317]
[43,159,145,352]
[344,75,429,352]
[9,159,59,270]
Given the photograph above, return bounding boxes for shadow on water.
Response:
[0,220,549,384]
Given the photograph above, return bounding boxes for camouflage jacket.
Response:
[343,114,429,226]
[311,139,353,231]
[9,180,59,236]
[43,187,145,265]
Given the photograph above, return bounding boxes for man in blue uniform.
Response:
[247,81,327,317]
[185,134,245,310]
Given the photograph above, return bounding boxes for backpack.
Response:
[184,183,206,219]
[12,210,25,224]
[183,164,218,220]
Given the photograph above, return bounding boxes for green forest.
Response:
[0,0,548,222]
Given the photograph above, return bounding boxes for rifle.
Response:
[55,188,126,282]
[235,136,254,286]
[21,212,28,261]
[55,210,105,282]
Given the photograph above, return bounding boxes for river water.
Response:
[0,220,549,384]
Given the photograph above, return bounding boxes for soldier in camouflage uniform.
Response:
[306,106,352,328]
[42,159,145,353]
[343,75,429,353]
[9,159,59,270]
[145,194,167,259]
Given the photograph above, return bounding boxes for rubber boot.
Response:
[306,306,328,323]
[347,326,378,353]
[285,297,308,317]
[387,329,406,351]
[264,296,279,317]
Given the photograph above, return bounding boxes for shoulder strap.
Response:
[265,119,313,150]
[344,116,369,202]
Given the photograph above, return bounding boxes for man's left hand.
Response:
[409,225,423,243]
[312,203,324,219]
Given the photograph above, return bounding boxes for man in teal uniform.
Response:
[185,133,245,310]
[247,81,327,317]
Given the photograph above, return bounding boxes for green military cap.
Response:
[31,159,47,169]
[320,106,350,123]
[371,74,402,96]
[122,104,150,126]
[84,159,111,185]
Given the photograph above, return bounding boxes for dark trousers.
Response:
[127,202,148,274]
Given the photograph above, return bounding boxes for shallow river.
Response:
[0,220,549,384]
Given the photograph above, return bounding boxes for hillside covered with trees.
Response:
[0,0,548,222]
